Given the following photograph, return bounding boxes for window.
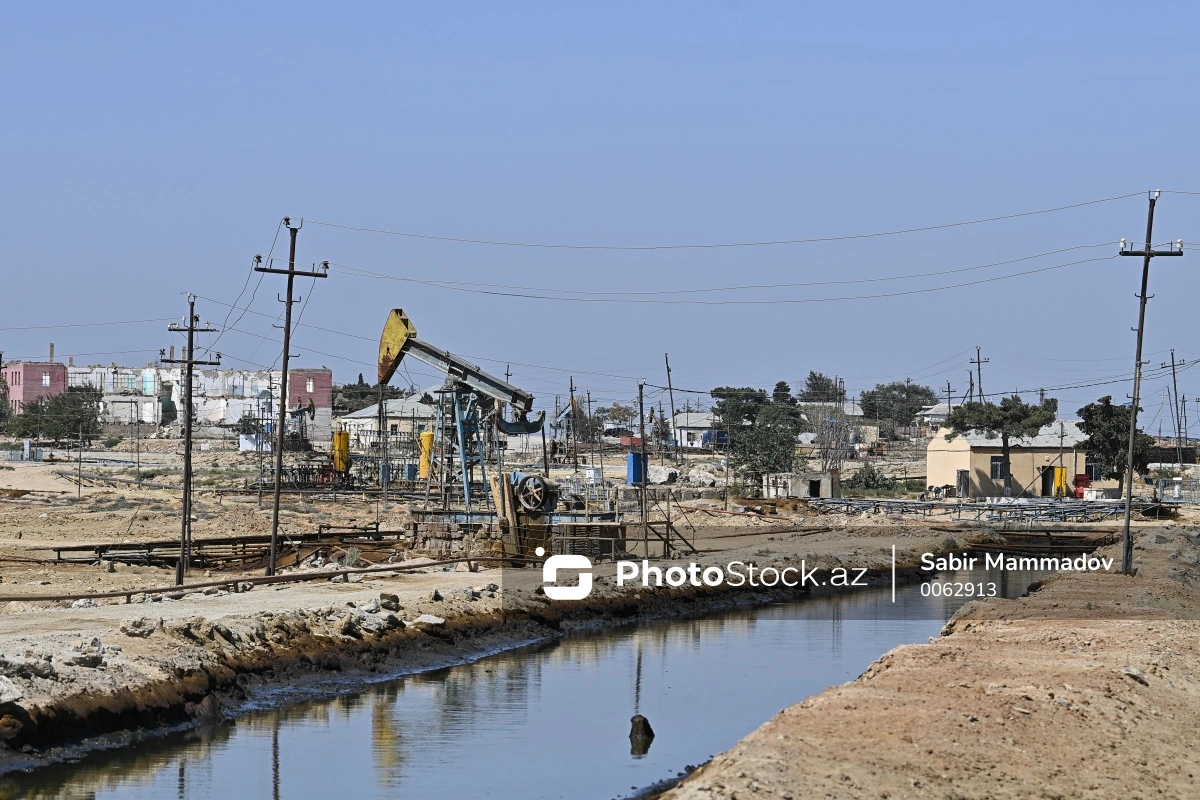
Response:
[125,375,136,390]
[306,378,314,393]
[1084,459,1104,482]
[990,456,1007,480]
[389,424,399,435]
[42,372,50,387]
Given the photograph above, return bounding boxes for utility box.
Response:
[627,452,647,485]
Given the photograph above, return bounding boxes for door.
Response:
[1040,467,1054,497]
[956,469,970,499]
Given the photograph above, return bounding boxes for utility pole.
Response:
[1176,393,1185,450]
[965,371,975,404]
[944,381,954,415]
[254,218,329,577]
[161,295,220,585]
[638,380,648,559]
[1118,190,1183,574]
[569,376,579,470]
[664,353,680,464]
[970,347,989,402]
[1163,350,1184,465]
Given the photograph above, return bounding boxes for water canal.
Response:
[4,565,1049,800]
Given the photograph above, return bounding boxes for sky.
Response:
[4,2,1200,431]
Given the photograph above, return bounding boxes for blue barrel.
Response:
[627,452,647,485]
[404,463,418,481]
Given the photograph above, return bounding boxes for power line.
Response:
[334,243,1114,297]
[306,192,1143,250]
[329,253,1119,306]
[0,318,174,332]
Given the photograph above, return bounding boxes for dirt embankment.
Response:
[0,519,948,765]
[662,528,1200,800]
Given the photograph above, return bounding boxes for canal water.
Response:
[3,566,1048,800]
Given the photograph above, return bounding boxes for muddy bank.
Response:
[662,526,1200,800]
[0,527,945,765]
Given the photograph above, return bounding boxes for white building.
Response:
[671,412,717,449]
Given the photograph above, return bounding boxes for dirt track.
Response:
[663,527,1200,800]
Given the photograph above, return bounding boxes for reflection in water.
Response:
[5,565,1051,800]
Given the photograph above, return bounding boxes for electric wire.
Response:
[329,253,1120,306]
[306,192,1142,251]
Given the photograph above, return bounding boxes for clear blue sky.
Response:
[4,2,1200,428]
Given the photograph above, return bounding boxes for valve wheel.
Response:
[517,475,549,511]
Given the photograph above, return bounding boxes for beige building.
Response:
[927,420,1117,498]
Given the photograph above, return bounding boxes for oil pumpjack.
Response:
[375,309,625,559]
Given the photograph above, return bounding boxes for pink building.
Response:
[4,362,68,415]
[288,368,334,443]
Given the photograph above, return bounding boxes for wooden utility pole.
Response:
[944,381,954,415]
[970,347,989,402]
[1163,350,1184,465]
[638,380,648,558]
[254,219,329,576]
[1118,191,1183,574]
[161,294,219,585]
[665,353,680,464]
[569,376,579,470]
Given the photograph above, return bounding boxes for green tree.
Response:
[334,377,405,415]
[10,385,103,443]
[943,395,1057,494]
[730,401,802,478]
[860,380,939,430]
[772,381,796,405]
[711,386,804,479]
[0,370,10,429]
[600,403,635,429]
[1076,396,1154,483]
[797,371,843,403]
[233,412,262,436]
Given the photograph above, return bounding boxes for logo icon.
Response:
[536,547,594,600]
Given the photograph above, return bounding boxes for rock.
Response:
[462,588,479,601]
[0,677,23,705]
[413,614,446,628]
[684,468,717,487]
[0,656,55,680]
[360,599,381,614]
[203,586,220,596]
[235,582,254,593]
[0,715,23,740]
[347,573,364,584]
[68,653,104,668]
[70,599,98,609]
[379,593,401,611]
[647,466,678,485]
[120,617,158,638]
[483,583,499,593]
[1152,533,1170,544]
[382,614,404,629]
[429,589,443,602]
[1122,666,1149,686]
[337,615,359,636]
[629,714,655,756]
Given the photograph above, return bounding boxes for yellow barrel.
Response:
[331,430,350,472]
[419,431,434,478]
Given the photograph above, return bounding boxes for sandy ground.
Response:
[5,452,1197,800]
[662,526,1200,800]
